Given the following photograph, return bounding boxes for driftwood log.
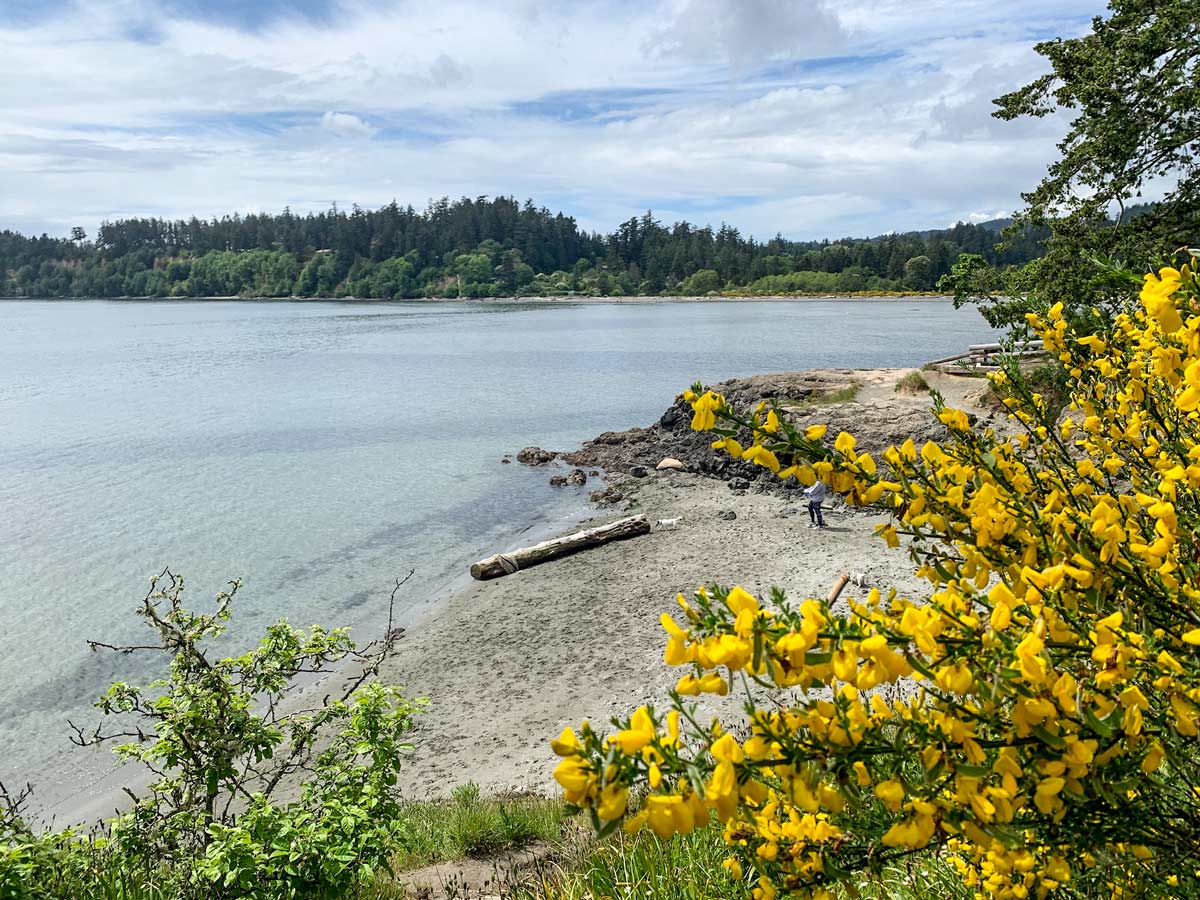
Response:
[470,514,651,580]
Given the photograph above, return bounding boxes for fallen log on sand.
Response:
[470,514,651,580]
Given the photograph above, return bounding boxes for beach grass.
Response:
[800,383,861,406]
[391,782,565,869]
[507,815,975,900]
[895,370,931,394]
[513,819,748,900]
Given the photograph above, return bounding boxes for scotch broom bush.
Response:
[553,252,1200,899]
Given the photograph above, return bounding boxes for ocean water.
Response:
[0,297,993,816]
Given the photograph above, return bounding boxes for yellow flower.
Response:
[553,756,592,804]
[614,706,657,755]
[725,585,759,615]
[661,613,691,665]
[597,783,629,821]
[874,779,905,812]
[550,726,581,757]
[1141,267,1184,332]
[1034,776,1065,814]
[689,391,724,431]
[710,732,745,764]
[712,437,745,457]
[645,793,696,837]
[698,672,730,695]
[743,443,781,473]
[804,424,827,441]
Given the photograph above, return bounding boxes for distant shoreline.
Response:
[2,292,955,304]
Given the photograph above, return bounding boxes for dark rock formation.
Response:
[557,372,955,494]
[517,446,557,466]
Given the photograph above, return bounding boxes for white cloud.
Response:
[319,110,377,138]
[427,53,472,89]
[965,210,1012,224]
[647,0,846,68]
[0,0,1109,239]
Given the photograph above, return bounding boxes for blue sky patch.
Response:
[510,87,681,124]
[158,0,339,30]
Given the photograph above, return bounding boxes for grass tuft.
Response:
[392,783,565,870]
[517,820,748,900]
[797,383,862,408]
[894,370,931,394]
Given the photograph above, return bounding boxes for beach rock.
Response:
[500,457,511,464]
[566,468,588,486]
[728,477,751,491]
[589,486,624,506]
[658,405,686,429]
[559,374,859,485]
[549,474,568,487]
[629,465,651,478]
[517,446,557,466]
[656,457,685,471]
[717,509,737,521]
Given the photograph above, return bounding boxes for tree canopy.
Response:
[952,0,1200,327]
[0,198,1040,301]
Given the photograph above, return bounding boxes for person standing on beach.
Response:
[804,480,827,528]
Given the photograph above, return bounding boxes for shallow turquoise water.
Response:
[0,297,993,812]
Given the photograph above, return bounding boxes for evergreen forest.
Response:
[0,197,1045,299]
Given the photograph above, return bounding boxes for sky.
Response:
[0,0,1108,241]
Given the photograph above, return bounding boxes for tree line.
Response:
[0,196,1044,300]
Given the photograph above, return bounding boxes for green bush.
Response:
[0,572,422,899]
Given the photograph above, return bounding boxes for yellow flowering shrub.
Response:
[553,255,1200,899]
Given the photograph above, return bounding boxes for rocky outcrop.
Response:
[516,446,557,466]
[550,467,589,487]
[557,371,960,494]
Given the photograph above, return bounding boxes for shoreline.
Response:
[378,367,1001,800]
[36,366,1000,821]
[4,293,956,304]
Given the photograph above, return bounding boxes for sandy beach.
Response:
[382,367,1000,800]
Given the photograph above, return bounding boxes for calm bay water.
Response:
[0,297,993,815]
